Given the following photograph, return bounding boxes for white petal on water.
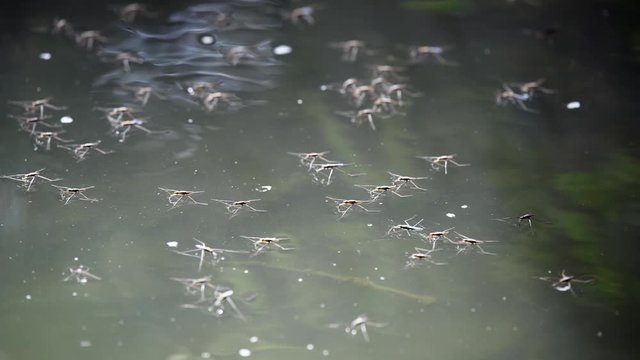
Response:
[446,213,456,218]
[166,241,178,248]
[60,116,73,124]
[249,336,259,343]
[461,204,468,209]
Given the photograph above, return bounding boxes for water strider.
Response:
[417,154,470,175]
[210,198,266,218]
[1,168,61,191]
[51,185,99,205]
[158,188,208,209]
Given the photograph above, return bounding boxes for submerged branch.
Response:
[235,261,436,305]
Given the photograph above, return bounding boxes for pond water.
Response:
[1,1,639,359]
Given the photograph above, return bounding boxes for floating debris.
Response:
[274,44,292,55]
[566,101,581,109]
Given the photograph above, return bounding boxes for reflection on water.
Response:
[1,0,639,359]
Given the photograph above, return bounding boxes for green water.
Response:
[1,1,638,359]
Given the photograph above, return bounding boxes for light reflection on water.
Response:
[1,1,638,359]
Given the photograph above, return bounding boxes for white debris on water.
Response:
[566,101,581,109]
[199,35,215,45]
[238,348,251,357]
[39,52,52,60]
[273,44,292,55]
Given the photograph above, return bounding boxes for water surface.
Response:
[1,1,638,359]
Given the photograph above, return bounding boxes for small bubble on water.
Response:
[502,296,507,301]
[306,344,314,351]
[25,294,32,300]
[243,269,249,274]
[60,116,73,124]
[79,340,92,348]
[320,85,328,91]
[297,99,303,104]
[471,308,476,313]
[187,118,194,124]
[461,204,468,209]
[238,348,251,357]
[39,52,52,60]
[249,336,259,343]
[201,352,211,358]
[322,349,330,356]
[72,292,78,297]
[297,278,304,283]
[367,223,373,227]
[597,331,603,337]
[379,276,385,281]
[320,303,325,308]
[446,213,456,218]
